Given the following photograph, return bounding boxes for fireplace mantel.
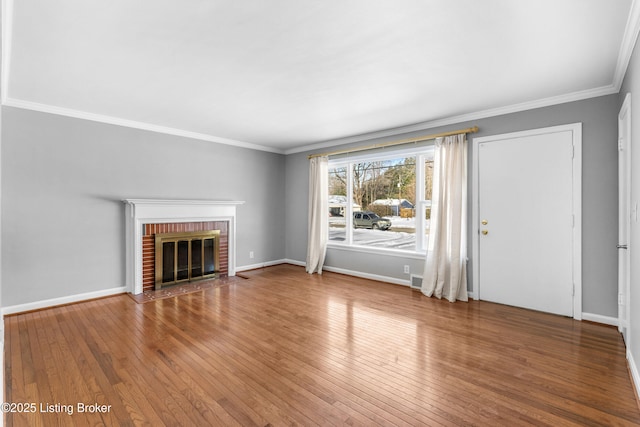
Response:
[123,199,244,294]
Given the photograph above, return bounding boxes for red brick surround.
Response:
[142,221,229,291]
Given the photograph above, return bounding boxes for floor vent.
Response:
[410,275,423,289]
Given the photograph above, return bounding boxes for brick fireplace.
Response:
[142,221,228,291]
[123,199,244,295]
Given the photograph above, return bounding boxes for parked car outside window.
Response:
[353,211,392,230]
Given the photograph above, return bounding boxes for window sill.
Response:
[327,242,425,260]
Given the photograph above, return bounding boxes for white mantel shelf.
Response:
[124,199,246,206]
[123,199,245,294]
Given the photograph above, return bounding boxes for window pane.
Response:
[352,157,416,250]
[328,166,348,242]
[327,147,433,253]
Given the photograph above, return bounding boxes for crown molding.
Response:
[2,97,285,154]
[0,84,622,159]
[613,0,640,90]
[285,84,618,155]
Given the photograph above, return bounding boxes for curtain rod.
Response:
[308,126,479,159]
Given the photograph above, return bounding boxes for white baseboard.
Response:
[629,349,640,406]
[581,312,619,327]
[284,258,306,267]
[236,259,292,272]
[321,265,410,287]
[238,260,411,288]
[2,286,127,316]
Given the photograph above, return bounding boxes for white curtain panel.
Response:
[421,134,468,302]
[306,156,329,274]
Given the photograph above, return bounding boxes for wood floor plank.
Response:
[4,264,640,426]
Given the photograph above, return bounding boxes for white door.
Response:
[618,94,631,341]
[476,126,579,317]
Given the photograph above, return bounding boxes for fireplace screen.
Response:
[154,230,220,289]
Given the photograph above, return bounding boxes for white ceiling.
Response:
[2,0,638,154]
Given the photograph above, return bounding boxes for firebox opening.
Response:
[154,230,221,290]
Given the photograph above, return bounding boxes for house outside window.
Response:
[328,145,434,254]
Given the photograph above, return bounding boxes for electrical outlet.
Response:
[404,265,410,274]
[249,251,254,259]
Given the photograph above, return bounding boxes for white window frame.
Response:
[327,144,434,256]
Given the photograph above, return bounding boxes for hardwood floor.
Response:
[5,264,640,426]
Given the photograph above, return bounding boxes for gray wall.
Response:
[0,93,622,319]
[1,107,286,306]
[285,94,620,317]
[619,35,640,392]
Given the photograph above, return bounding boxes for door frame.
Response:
[618,93,631,339]
[471,123,583,320]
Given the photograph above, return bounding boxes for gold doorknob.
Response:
[481,230,488,235]
[481,220,488,225]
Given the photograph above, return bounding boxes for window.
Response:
[328,146,434,253]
